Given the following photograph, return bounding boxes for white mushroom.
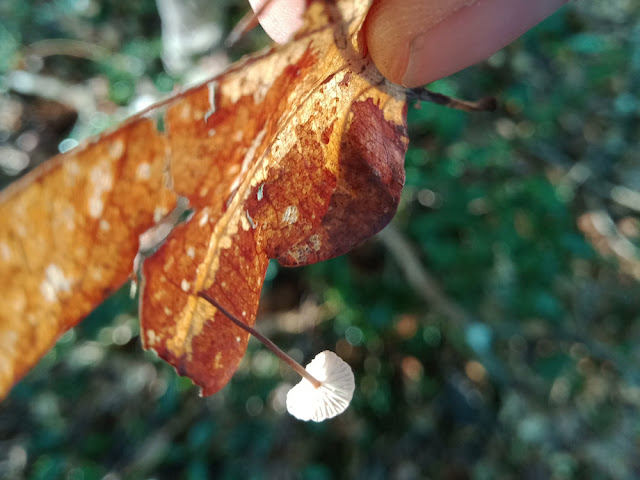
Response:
[286,351,355,422]
[197,292,356,422]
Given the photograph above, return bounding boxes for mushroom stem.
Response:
[197,291,322,389]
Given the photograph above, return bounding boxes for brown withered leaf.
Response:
[0,0,408,399]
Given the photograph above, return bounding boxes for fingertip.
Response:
[364,0,418,85]
[249,0,306,44]
[365,0,568,87]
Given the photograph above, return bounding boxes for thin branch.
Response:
[25,39,110,62]
[378,223,628,374]
[407,87,497,112]
[377,224,474,328]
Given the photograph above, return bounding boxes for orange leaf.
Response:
[0,0,408,399]
[0,119,177,398]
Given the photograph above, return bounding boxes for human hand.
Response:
[248,0,568,87]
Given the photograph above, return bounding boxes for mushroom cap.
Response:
[286,350,355,422]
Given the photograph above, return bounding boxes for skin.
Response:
[249,0,569,87]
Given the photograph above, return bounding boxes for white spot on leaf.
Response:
[88,198,103,219]
[136,162,151,180]
[0,242,11,260]
[40,264,71,302]
[179,103,192,120]
[219,236,232,249]
[91,269,103,281]
[181,279,190,292]
[147,330,158,347]
[163,256,175,273]
[87,161,114,218]
[63,160,81,186]
[59,206,75,231]
[199,208,210,227]
[152,207,162,223]
[309,234,321,251]
[282,205,298,225]
[109,139,124,159]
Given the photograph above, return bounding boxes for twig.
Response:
[377,224,474,328]
[407,88,497,112]
[378,223,628,373]
[6,70,98,115]
[25,39,111,62]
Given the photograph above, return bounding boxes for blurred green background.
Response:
[1,0,639,478]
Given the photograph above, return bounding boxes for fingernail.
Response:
[401,32,429,87]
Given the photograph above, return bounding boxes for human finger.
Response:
[249,0,306,44]
[364,0,569,87]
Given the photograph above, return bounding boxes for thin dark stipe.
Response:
[197,290,322,388]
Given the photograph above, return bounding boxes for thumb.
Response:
[364,0,569,87]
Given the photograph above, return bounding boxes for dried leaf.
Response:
[0,0,408,399]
